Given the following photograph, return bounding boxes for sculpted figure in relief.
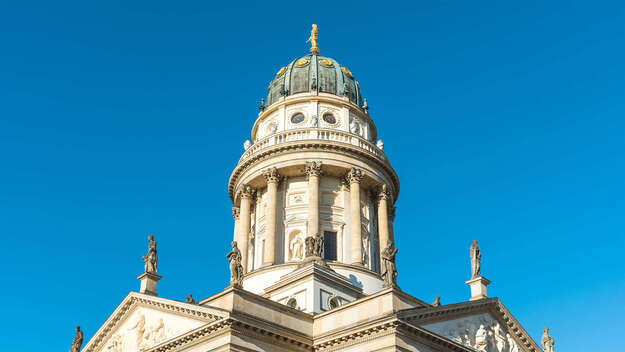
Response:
[290,235,304,261]
[310,114,318,127]
[268,120,278,135]
[507,333,519,352]
[143,235,158,274]
[69,326,83,352]
[349,117,360,135]
[493,323,506,352]
[226,241,244,287]
[541,328,555,352]
[470,239,481,279]
[361,232,369,265]
[381,243,398,287]
[474,324,488,352]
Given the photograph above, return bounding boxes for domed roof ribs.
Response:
[332,58,345,97]
[311,54,319,94]
[283,58,296,97]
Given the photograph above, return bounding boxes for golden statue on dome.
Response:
[307,24,319,55]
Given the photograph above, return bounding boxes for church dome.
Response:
[266,54,364,108]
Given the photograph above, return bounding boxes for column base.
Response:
[465,276,490,301]
[138,272,162,296]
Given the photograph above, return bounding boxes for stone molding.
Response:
[305,160,323,179]
[228,140,400,202]
[262,167,282,184]
[399,298,542,352]
[82,292,226,352]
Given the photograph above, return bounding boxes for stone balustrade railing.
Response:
[240,128,386,162]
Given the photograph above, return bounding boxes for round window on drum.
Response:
[322,112,336,125]
[290,113,305,124]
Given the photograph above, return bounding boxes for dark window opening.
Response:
[323,231,337,261]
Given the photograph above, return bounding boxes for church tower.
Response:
[80,26,549,352]
[228,28,398,312]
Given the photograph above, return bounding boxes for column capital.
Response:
[346,167,364,184]
[232,206,240,220]
[377,184,391,201]
[238,184,256,200]
[263,167,282,184]
[305,161,323,179]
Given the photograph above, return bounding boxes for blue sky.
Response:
[1,1,624,351]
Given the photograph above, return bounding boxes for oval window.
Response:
[322,113,336,124]
[290,113,305,124]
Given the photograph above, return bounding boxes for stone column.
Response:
[377,184,391,261]
[237,185,255,273]
[306,161,323,237]
[389,206,396,246]
[262,167,281,266]
[347,168,364,265]
[231,206,240,242]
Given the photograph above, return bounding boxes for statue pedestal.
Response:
[465,276,490,301]
[137,272,162,296]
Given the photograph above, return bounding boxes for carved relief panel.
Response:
[422,313,522,352]
[102,307,204,352]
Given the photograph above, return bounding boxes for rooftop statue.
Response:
[381,243,398,288]
[143,235,158,274]
[307,24,319,55]
[541,328,555,352]
[470,239,481,279]
[227,241,244,287]
[69,325,83,352]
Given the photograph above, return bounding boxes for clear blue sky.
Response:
[1,1,623,351]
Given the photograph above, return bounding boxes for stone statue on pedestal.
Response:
[470,240,481,279]
[143,235,158,274]
[541,328,555,352]
[69,325,83,352]
[432,296,441,307]
[226,241,244,287]
[381,243,398,288]
[305,233,323,258]
[185,294,196,304]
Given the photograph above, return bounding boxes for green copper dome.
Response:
[266,54,364,108]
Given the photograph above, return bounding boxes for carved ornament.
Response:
[305,161,323,179]
[263,167,282,184]
[346,167,364,184]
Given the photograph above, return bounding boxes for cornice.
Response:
[82,292,227,352]
[400,297,542,352]
[228,140,400,203]
[314,316,472,352]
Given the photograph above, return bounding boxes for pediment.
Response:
[83,292,227,352]
[399,298,541,352]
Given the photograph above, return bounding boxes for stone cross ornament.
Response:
[143,234,158,274]
[69,325,83,352]
[470,240,481,279]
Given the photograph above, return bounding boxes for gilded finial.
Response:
[306,24,319,55]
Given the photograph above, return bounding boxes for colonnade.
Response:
[232,162,394,274]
